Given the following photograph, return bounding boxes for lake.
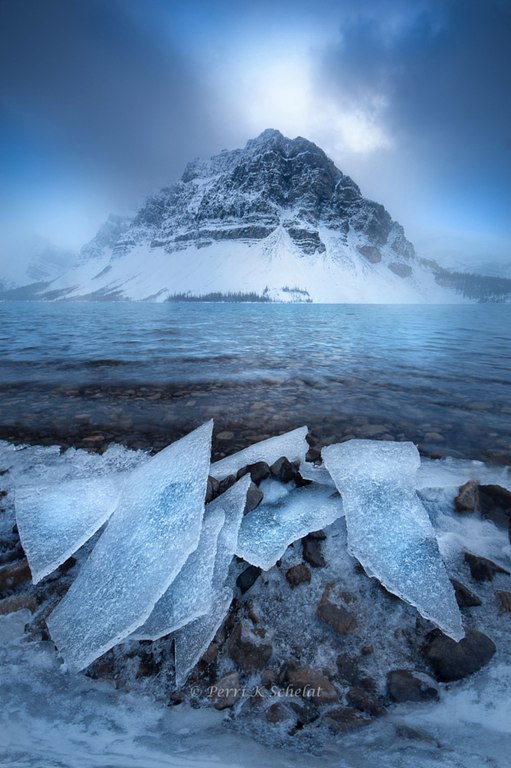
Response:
[0,301,509,462]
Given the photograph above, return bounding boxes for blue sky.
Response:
[0,0,510,272]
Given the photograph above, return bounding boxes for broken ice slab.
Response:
[209,474,251,584]
[47,421,213,672]
[15,474,125,584]
[299,461,336,488]
[322,439,464,641]
[174,586,233,688]
[236,484,344,570]
[210,426,309,481]
[132,506,225,641]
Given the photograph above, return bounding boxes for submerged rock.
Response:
[422,628,496,682]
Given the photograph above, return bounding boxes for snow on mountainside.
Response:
[3,130,511,302]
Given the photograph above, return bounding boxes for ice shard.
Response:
[322,439,464,641]
[132,507,225,641]
[174,587,233,688]
[236,484,343,570]
[47,421,213,672]
[15,474,125,583]
[210,426,309,480]
[172,476,250,685]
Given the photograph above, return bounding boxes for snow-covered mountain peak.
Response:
[4,130,510,303]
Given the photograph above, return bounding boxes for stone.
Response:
[217,474,236,496]
[0,559,31,595]
[387,669,439,703]
[285,564,311,588]
[243,484,264,515]
[228,621,272,671]
[217,431,235,441]
[497,590,511,612]
[454,481,479,513]
[346,687,386,716]
[479,484,511,531]
[212,671,242,710]
[289,699,320,725]
[205,475,220,503]
[236,565,262,594]
[302,536,325,568]
[265,702,296,725]
[316,584,358,636]
[286,666,339,705]
[451,579,482,608]
[422,628,496,682]
[0,594,37,616]
[322,707,371,733]
[270,457,297,483]
[464,552,510,582]
[237,461,271,486]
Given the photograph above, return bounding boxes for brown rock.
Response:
[212,671,242,710]
[286,666,339,705]
[497,590,511,613]
[316,584,358,635]
[454,481,479,513]
[228,621,272,671]
[0,559,31,595]
[285,564,311,588]
[302,536,325,568]
[0,594,37,616]
[322,707,371,733]
[464,552,510,582]
[387,669,439,703]
[479,484,511,531]
[244,483,264,515]
[346,687,386,716]
[265,702,296,725]
[422,628,496,682]
[451,579,482,608]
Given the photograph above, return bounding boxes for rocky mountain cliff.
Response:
[2,130,510,302]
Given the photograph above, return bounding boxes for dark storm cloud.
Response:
[0,0,236,200]
[318,0,511,224]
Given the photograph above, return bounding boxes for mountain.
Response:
[0,236,77,297]
[3,130,510,302]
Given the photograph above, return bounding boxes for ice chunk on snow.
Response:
[132,506,225,641]
[47,421,213,672]
[322,439,464,641]
[210,426,309,480]
[15,474,125,583]
[236,484,343,570]
[174,587,233,688]
[172,476,250,685]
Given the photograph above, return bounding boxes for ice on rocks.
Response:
[47,421,213,672]
[210,426,308,480]
[15,474,125,583]
[322,439,464,641]
[171,476,250,685]
[174,586,234,687]
[236,484,344,570]
[132,506,225,641]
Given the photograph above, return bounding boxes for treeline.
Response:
[166,291,273,303]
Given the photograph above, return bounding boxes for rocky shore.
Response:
[1,434,510,749]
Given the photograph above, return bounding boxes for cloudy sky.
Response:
[0,0,510,273]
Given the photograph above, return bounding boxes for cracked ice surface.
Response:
[47,421,213,672]
[322,439,464,641]
[236,484,344,570]
[210,426,309,480]
[15,474,126,583]
[133,506,225,641]
[173,476,250,685]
